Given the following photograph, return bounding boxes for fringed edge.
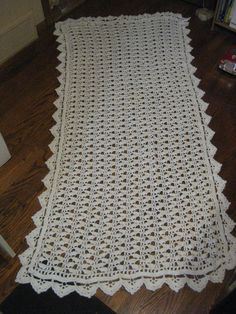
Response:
[16,13,236,298]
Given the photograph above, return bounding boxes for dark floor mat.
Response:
[210,288,236,314]
[0,284,115,314]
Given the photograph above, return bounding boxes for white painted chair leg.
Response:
[0,235,16,258]
[0,132,11,167]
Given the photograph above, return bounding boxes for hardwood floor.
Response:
[0,0,235,313]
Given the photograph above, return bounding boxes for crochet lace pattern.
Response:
[16,12,236,297]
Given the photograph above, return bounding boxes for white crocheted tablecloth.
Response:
[17,12,236,297]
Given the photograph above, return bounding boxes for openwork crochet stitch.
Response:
[17,12,236,297]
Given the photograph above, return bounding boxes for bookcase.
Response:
[212,0,236,32]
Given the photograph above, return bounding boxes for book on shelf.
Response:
[218,0,228,22]
[217,0,236,27]
[229,0,236,28]
[224,0,234,23]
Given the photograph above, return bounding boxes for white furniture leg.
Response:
[0,235,16,258]
[0,132,11,167]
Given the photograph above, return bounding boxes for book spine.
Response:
[229,0,236,28]
[220,0,230,22]
[224,0,233,23]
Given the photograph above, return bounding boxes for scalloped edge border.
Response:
[16,12,236,298]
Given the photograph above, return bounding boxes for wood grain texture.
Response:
[0,0,235,312]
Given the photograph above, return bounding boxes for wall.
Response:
[0,0,45,64]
